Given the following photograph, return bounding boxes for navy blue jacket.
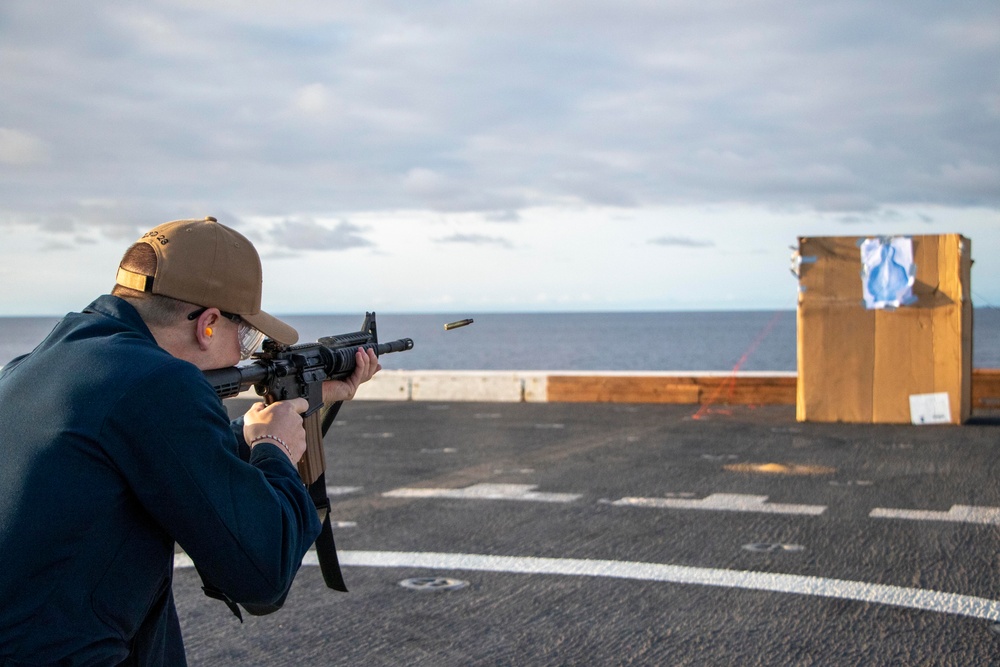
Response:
[0,296,321,665]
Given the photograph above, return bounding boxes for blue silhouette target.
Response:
[860,237,916,309]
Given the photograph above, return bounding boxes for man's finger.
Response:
[280,397,310,414]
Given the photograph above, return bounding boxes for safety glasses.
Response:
[187,307,265,360]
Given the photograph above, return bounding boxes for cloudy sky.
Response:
[1,1,997,315]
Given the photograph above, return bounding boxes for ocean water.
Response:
[2,308,998,371]
[282,311,799,372]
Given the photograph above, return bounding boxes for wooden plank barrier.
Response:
[354,369,1000,412]
[972,369,1000,410]
[545,373,796,405]
[546,370,1000,409]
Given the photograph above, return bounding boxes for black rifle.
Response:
[204,312,413,597]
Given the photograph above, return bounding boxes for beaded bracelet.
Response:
[248,434,292,457]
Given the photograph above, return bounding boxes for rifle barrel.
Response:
[377,338,414,354]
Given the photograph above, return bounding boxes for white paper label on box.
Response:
[909,392,951,425]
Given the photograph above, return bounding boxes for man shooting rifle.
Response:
[0,217,381,665]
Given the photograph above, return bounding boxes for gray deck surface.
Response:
[175,400,1000,666]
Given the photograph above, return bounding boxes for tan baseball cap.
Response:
[115,216,298,345]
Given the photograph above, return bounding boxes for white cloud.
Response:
[292,83,337,116]
[648,236,714,248]
[269,218,373,251]
[938,161,1000,198]
[436,232,513,249]
[0,128,48,165]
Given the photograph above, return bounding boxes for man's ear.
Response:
[194,308,222,350]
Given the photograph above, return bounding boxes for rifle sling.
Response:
[310,473,348,592]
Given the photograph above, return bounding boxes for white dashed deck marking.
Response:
[870,504,1000,525]
[326,486,363,497]
[382,483,582,503]
[612,493,826,516]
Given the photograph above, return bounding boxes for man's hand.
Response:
[243,398,309,464]
[322,346,381,404]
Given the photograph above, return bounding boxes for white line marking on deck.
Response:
[171,550,1000,621]
[326,486,362,497]
[870,505,1000,525]
[612,493,826,516]
[383,483,581,503]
